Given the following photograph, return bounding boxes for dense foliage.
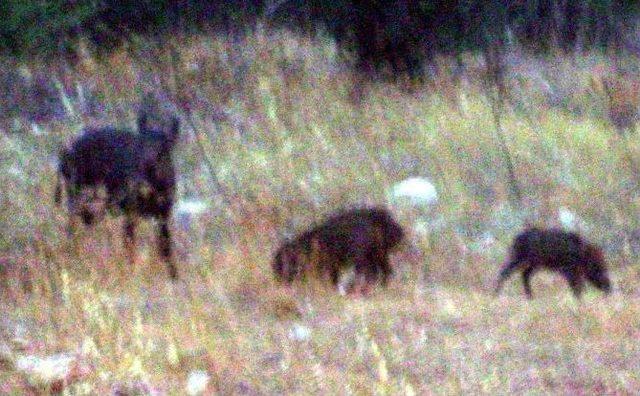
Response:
[2,1,638,70]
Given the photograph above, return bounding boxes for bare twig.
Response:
[164,43,236,209]
[484,45,523,208]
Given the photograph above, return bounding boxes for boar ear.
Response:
[137,112,148,133]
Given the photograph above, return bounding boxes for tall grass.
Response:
[1,30,640,393]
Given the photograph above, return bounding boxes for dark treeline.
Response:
[1,1,639,76]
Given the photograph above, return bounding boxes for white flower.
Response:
[186,370,210,396]
[175,199,209,230]
[16,353,76,385]
[389,177,438,206]
[175,199,209,216]
[30,122,46,136]
[558,207,577,230]
[289,324,311,341]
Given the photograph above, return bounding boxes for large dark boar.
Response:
[495,227,611,299]
[272,207,405,293]
[54,112,180,279]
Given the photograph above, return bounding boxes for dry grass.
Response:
[1,30,640,393]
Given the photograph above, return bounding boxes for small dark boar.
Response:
[495,227,612,299]
[272,207,405,293]
[54,113,180,279]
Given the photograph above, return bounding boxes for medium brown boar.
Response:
[495,227,611,299]
[54,112,180,279]
[272,207,405,293]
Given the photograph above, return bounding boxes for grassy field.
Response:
[1,30,640,394]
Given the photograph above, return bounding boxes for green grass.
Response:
[1,30,640,393]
